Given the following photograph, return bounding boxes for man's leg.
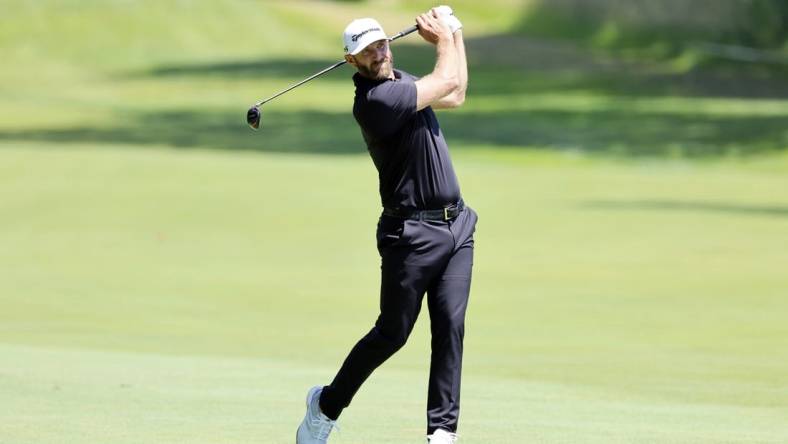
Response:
[319,258,436,420]
[426,209,476,434]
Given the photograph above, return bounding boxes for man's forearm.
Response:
[431,30,466,109]
[453,30,467,101]
[415,33,459,110]
[433,34,459,87]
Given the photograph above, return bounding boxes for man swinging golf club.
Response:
[297,6,477,444]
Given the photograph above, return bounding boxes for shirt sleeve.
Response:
[362,80,417,138]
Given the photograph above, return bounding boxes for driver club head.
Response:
[246,106,261,130]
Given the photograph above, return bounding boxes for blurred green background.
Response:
[1,1,787,443]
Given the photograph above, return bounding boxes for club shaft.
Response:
[253,24,419,108]
[254,60,346,107]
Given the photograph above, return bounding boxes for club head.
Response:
[246,106,261,130]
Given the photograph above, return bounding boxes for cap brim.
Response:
[348,32,389,55]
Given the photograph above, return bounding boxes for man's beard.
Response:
[358,58,392,80]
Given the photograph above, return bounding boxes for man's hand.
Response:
[416,9,453,45]
[434,5,463,34]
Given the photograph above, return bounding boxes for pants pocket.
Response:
[376,216,406,251]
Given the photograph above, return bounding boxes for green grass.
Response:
[1,1,788,442]
[2,145,788,443]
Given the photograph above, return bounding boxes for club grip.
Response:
[389,24,418,41]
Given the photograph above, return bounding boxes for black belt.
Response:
[382,200,464,221]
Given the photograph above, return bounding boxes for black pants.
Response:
[319,206,478,434]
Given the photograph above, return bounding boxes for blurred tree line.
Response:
[739,0,788,49]
[328,0,786,50]
[520,0,787,58]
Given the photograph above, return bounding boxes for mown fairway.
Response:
[1,1,787,443]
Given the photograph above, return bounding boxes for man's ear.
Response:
[345,54,357,67]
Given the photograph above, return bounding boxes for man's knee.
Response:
[432,316,465,341]
[364,323,412,352]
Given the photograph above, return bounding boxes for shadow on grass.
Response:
[5,27,786,156]
[582,200,788,218]
[460,35,788,99]
[0,110,364,154]
[0,107,785,156]
[138,38,788,99]
[141,59,349,80]
[439,109,787,156]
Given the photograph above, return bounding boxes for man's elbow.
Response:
[454,90,466,107]
[442,75,459,96]
[448,89,466,108]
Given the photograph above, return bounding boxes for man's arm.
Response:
[432,29,467,109]
[414,10,459,111]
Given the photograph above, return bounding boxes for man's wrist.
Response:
[437,33,454,45]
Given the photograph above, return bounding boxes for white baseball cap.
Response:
[343,18,388,55]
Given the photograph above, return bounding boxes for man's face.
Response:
[347,39,393,80]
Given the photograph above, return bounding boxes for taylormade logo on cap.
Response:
[352,27,381,42]
[343,18,388,55]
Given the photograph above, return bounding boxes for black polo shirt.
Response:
[352,69,461,211]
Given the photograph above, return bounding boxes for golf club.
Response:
[246,24,419,130]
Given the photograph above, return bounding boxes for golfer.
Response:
[297,7,476,444]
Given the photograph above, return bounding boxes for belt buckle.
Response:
[443,207,450,221]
